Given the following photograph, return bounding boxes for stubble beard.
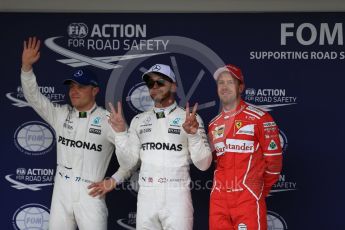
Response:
[151,90,174,106]
[221,94,241,110]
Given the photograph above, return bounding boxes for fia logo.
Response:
[68,23,88,38]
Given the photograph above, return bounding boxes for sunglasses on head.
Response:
[145,78,168,89]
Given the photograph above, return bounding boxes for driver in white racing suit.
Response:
[92,64,212,230]
[20,37,129,230]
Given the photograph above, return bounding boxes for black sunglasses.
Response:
[145,78,167,89]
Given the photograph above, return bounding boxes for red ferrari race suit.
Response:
[209,100,283,230]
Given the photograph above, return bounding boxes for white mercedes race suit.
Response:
[21,69,129,230]
[114,102,212,230]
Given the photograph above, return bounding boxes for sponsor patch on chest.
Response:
[225,139,254,153]
[235,124,254,136]
[89,128,101,135]
[212,124,225,140]
[168,128,181,135]
[139,128,152,134]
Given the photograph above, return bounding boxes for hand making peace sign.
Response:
[182,102,199,135]
[108,101,127,133]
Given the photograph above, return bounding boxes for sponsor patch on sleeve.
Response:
[263,121,276,128]
[268,139,278,150]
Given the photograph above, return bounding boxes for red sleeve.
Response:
[258,113,283,197]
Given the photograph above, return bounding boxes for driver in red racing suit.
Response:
[209,64,283,230]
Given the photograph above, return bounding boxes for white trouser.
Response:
[136,186,193,230]
[48,167,108,230]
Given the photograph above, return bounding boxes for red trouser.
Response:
[209,189,267,230]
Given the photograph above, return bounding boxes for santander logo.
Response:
[225,139,254,153]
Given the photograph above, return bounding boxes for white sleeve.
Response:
[188,114,212,171]
[113,116,141,171]
[111,166,132,184]
[104,120,132,184]
[21,69,60,127]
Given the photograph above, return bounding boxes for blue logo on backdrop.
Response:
[5,168,54,191]
[68,23,88,38]
[14,121,55,156]
[279,129,288,153]
[6,86,65,108]
[127,82,154,112]
[267,211,288,230]
[117,212,137,230]
[244,88,298,111]
[12,203,50,230]
[45,22,165,70]
[271,173,297,196]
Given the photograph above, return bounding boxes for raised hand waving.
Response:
[22,37,41,72]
